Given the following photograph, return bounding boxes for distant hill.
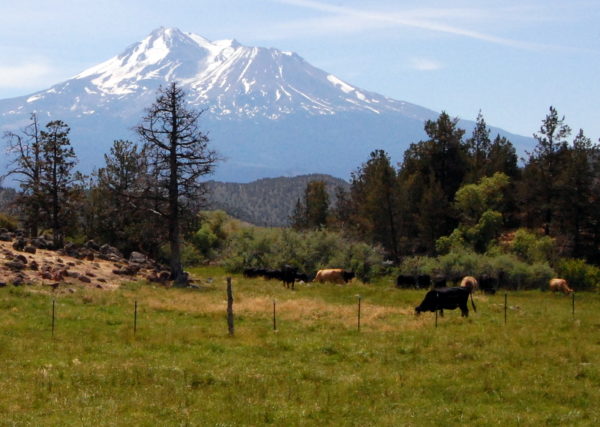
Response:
[204,174,349,227]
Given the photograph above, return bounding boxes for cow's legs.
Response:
[460,303,468,317]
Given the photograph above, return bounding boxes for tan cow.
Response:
[459,276,479,292]
[314,269,355,284]
[549,278,573,294]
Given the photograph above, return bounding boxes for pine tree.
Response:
[38,120,79,247]
[521,106,571,235]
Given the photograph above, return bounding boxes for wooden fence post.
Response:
[504,293,508,325]
[273,299,277,331]
[572,292,575,319]
[52,299,55,338]
[134,300,138,336]
[227,277,234,336]
[357,295,361,332]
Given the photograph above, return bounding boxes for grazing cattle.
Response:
[280,265,298,290]
[549,278,573,294]
[415,287,476,317]
[243,266,302,290]
[416,275,431,289]
[396,274,431,288]
[459,276,479,292]
[295,272,309,283]
[478,275,498,295]
[396,275,416,288]
[315,268,355,284]
[243,268,265,278]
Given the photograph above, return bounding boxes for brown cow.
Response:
[459,276,478,292]
[549,278,573,294]
[314,269,355,284]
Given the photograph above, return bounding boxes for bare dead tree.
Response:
[136,82,218,286]
[2,113,43,237]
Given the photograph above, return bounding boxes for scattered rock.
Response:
[24,245,37,254]
[78,275,91,283]
[129,251,148,264]
[12,238,26,252]
[5,260,26,271]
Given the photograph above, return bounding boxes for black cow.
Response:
[396,275,416,288]
[478,275,498,294]
[342,270,355,282]
[280,265,298,290]
[415,287,476,317]
[416,275,431,289]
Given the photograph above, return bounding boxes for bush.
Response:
[0,213,18,231]
[511,229,557,264]
[398,252,556,290]
[223,228,385,282]
[556,258,600,291]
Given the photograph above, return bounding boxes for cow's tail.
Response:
[470,291,477,313]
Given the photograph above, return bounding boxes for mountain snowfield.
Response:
[0,27,531,182]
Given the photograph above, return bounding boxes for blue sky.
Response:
[0,0,598,141]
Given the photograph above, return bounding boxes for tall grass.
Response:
[0,270,598,425]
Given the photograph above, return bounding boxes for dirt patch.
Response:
[0,239,163,291]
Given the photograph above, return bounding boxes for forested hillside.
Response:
[204,174,349,226]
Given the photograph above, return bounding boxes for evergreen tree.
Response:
[90,140,164,256]
[38,120,79,247]
[521,106,571,235]
[465,111,491,182]
[346,150,402,261]
[556,129,600,259]
[290,180,329,230]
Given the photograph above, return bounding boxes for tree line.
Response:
[3,84,599,279]
[291,107,600,266]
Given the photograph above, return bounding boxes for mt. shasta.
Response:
[0,27,530,182]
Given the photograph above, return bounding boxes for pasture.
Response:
[1,268,599,425]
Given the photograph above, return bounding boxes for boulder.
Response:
[12,238,26,251]
[5,260,26,271]
[129,251,147,264]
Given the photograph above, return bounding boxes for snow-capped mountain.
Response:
[0,27,531,182]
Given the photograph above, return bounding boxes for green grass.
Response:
[1,269,599,425]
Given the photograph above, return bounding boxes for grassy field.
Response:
[1,268,599,426]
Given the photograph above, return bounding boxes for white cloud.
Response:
[409,57,443,71]
[271,0,561,50]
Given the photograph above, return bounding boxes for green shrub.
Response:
[511,228,557,264]
[556,258,600,291]
[223,227,384,282]
[0,213,18,231]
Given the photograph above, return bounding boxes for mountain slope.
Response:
[205,174,349,227]
[0,27,533,182]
